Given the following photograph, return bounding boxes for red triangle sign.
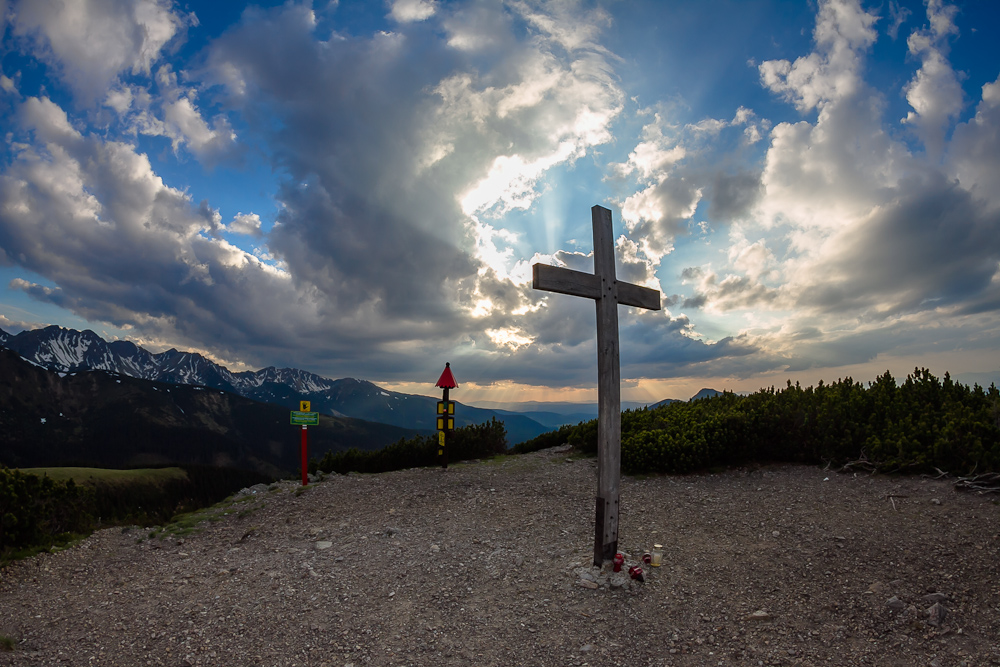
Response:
[435,363,458,389]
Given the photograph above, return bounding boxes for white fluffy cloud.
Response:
[949,76,1000,203]
[8,0,235,164]
[9,0,191,103]
[125,65,238,162]
[900,0,963,157]
[227,213,263,237]
[389,0,436,23]
[758,0,877,112]
[672,0,1000,375]
[0,96,310,359]
[193,0,652,377]
[613,107,766,265]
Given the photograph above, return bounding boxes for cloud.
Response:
[613,108,766,264]
[701,0,1000,376]
[900,0,963,157]
[887,1,912,40]
[509,0,612,53]
[4,0,737,385]
[0,96,316,362]
[190,0,675,381]
[949,76,1000,203]
[9,0,192,103]
[104,86,133,113]
[747,0,1000,326]
[0,310,44,334]
[758,0,877,112]
[788,173,1000,318]
[4,0,998,391]
[124,65,238,162]
[582,0,1000,389]
[679,262,778,314]
[757,96,907,231]
[227,212,263,237]
[389,0,436,23]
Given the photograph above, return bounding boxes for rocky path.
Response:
[1,447,998,666]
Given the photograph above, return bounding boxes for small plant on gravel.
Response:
[236,503,263,519]
[150,492,257,539]
[480,454,515,466]
[0,634,16,651]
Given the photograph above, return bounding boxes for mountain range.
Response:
[0,348,416,476]
[0,325,553,444]
[0,325,723,471]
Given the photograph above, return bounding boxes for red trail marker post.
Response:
[300,426,308,485]
[532,205,661,566]
[435,363,458,469]
[290,400,319,485]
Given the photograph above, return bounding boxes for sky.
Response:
[1,0,999,406]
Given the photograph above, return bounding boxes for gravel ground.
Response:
[1,446,999,667]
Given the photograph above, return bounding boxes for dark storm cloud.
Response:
[797,173,1000,318]
[0,97,332,363]
[0,0,644,384]
[705,169,764,222]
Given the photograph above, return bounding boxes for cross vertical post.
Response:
[532,205,661,566]
[593,205,621,565]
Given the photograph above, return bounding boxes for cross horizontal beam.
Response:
[532,263,662,311]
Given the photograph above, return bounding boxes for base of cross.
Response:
[594,495,619,565]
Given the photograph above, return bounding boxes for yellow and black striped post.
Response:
[434,363,458,469]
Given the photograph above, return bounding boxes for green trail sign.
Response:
[290,411,319,426]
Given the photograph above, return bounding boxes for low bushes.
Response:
[0,467,91,558]
[515,369,1000,475]
[1,464,272,563]
[311,418,508,474]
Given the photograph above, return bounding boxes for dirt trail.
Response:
[1,447,998,666]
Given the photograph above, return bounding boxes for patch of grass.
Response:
[2,545,48,565]
[455,453,544,473]
[0,634,15,651]
[237,503,263,519]
[47,533,88,552]
[0,532,88,567]
[150,490,259,539]
[20,467,188,487]
[478,454,516,466]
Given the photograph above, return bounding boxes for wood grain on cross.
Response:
[532,205,661,566]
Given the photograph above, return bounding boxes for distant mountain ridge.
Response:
[690,388,723,401]
[0,325,551,444]
[0,349,415,475]
[648,388,723,409]
[1,325,347,393]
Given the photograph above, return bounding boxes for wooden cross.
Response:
[532,205,661,566]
